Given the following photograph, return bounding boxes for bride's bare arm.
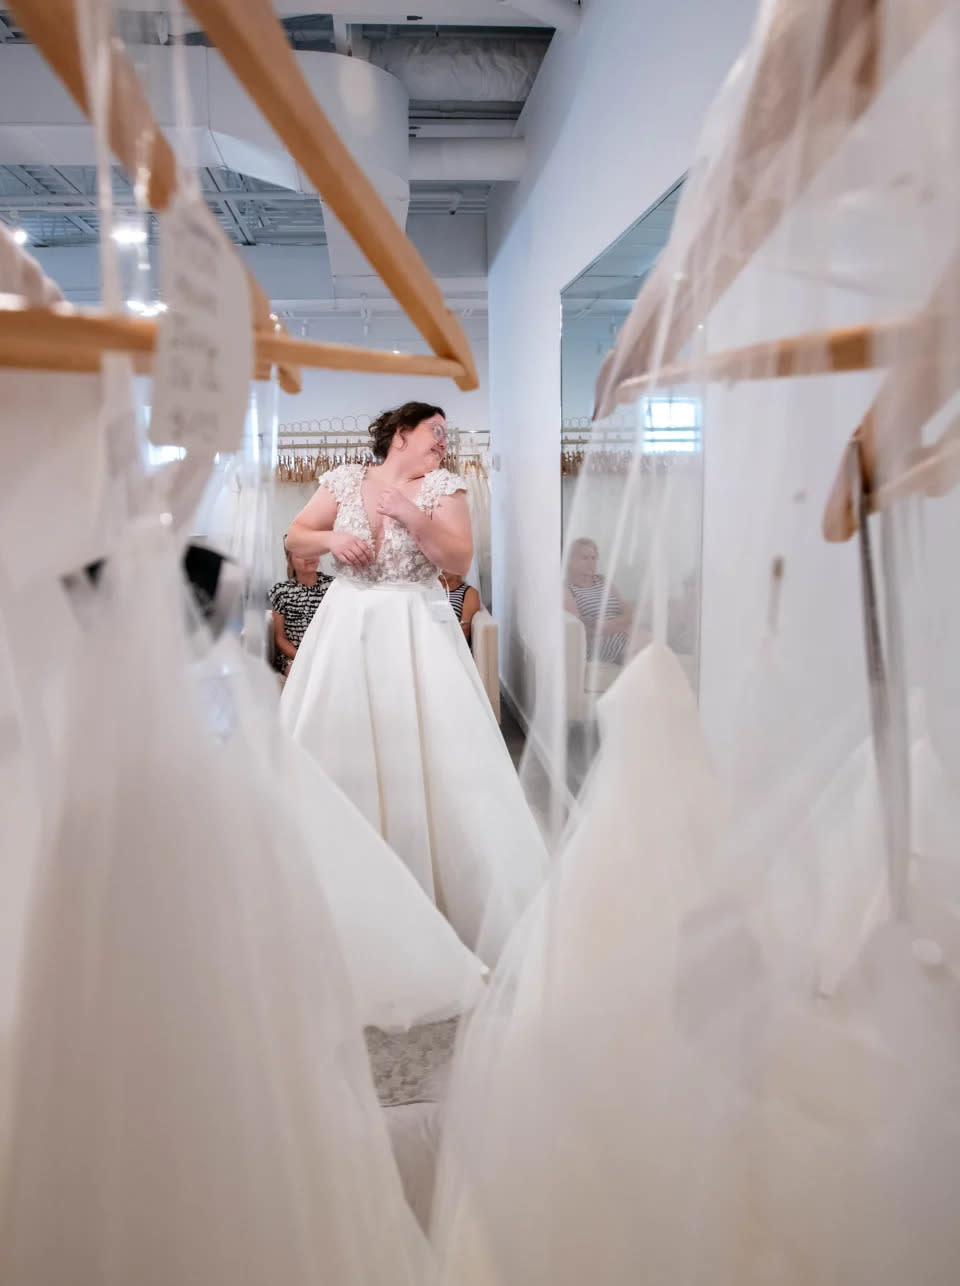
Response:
[416,493,473,577]
[377,489,473,577]
[285,487,374,568]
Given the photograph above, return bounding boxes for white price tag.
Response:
[150,190,253,455]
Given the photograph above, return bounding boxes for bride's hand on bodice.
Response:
[376,487,424,532]
[291,462,469,584]
[328,530,375,568]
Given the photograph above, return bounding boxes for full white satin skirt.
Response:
[282,734,487,1033]
[280,578,546,963]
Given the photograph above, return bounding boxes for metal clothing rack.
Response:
[275,420,490,485]
[277,421,488,449]
[560,421,703,477]
[278,417,373,439]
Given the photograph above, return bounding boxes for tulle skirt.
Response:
[280,577,546,963]
[2,536,429,1286]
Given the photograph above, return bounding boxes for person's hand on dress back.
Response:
[460,585,481,641]
[328,531,375,568]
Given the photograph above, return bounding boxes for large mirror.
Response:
[559,179,705,788]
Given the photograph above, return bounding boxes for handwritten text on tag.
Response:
[150,191,253,455]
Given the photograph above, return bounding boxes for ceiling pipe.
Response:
[0,45,527,185]
[409,137,525,183]
[495,0,581,34]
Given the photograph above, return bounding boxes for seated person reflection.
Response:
[439,569,481,643]
[269,548,333,677]
[668,572,699,656]
[564,536,644,665]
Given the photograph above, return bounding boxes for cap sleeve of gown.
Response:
[420,468,467,514]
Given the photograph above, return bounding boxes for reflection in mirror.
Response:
[555,178,705,798]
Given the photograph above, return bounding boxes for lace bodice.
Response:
[320,463,467,586]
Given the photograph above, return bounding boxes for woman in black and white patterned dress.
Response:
[269,552,333,676]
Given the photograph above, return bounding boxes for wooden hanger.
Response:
[603,302,960,525]
[7,0,301,393]
[0,296,467,381]
[821,248,960,540]
[589,0,958,530]
[593,0,946,420]
[3,0,477,391]
[612,312,935,400]
[184,0,477,392]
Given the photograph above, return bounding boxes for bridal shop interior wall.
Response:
[484,0,756,732]
[559,337,617,427]
[273,333,490,433]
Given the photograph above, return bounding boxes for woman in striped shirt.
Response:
[564,537,636,665]
[439,569,482,642]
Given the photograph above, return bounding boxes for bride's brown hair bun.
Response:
[369,402,445,460]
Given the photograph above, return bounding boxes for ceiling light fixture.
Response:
[112,225,148,246]
[10,227,28,245]
[126,298,167,318]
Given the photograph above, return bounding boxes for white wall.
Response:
[486,0,756,725]
[33,230,489,434]
[274,326,489,433]
[560,335,615,426]
[30,214,486,308]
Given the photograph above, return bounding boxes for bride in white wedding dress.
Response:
[281,402,546,963]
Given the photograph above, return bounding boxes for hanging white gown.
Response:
[433,641,729,1286]
[463,470,492,607]
[430,0,960,1280]
[280,464,547,964]
[0,228,109,1170]
[2,529,430,1286]
[434,653,960,1286]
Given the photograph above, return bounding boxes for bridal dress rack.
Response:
[0,1,489,1282]
[434,2,960,1284]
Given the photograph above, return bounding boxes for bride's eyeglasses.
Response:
[430,423,448,443]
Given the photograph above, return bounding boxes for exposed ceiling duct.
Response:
[0,43,411,290]
[0,44,406,195]
[0,42,526,206]
[366,37,544,102]
[0,20,535,309]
